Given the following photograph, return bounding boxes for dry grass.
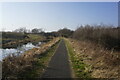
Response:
[2,33,45,49]
[73,25,120,51]
[2,37,60,79]
[68,38,120,78]
[65,38,91,78]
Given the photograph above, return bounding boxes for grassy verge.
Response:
[18,39,60,78]
[2,38,60,79]
[67,39,120,78]
[64,38,91,78]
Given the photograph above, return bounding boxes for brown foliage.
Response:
[73,25,120,51]
[2,38,60,78]
[69,39,120,78]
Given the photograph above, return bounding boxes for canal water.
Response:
[0,42,42,61]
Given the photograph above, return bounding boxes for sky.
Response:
[0,2,118,32]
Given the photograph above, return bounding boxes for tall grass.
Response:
[65,38,91,78]
[68,38,120,78]
[73,25,120,51]
[2,38,60,79]
[72,25,120,78]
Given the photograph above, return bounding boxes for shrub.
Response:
[73,25,120,51]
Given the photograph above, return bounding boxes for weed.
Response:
[65,38,91,78]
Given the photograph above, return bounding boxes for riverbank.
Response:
[1,42,42,61]
[2,32,45,49]
[2,37,60,79]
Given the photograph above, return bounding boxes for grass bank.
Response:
[64,38,91,78]
[19,39,60,78]
[73,25,120,51]
[67,38,120,78]
[2,38,60,79]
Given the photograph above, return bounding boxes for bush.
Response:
[73,25,120,50]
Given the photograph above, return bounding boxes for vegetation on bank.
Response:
[2,24,120,50]
[18,39,60,78]
[2,32,45,49]
[62,25,119,78]
[73,25,120,51]
[68,38,120,78]
[2,38,60,79]
[65,38,91,78]
[1,24,120,79]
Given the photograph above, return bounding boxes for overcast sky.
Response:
[0,2,118,32]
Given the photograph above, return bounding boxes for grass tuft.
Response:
[64,38,91,78]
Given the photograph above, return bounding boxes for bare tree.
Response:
[14,27,27,34]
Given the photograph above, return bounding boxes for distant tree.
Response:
[26,29,31,33]
[14,27,27,34]
[51,31,59,37]
[2,28,6,32]
[31,28,44,33]
[58,28,73,37]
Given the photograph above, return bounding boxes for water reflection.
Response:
[0,42,42,60]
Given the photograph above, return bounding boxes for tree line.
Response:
[2,24,120,50]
